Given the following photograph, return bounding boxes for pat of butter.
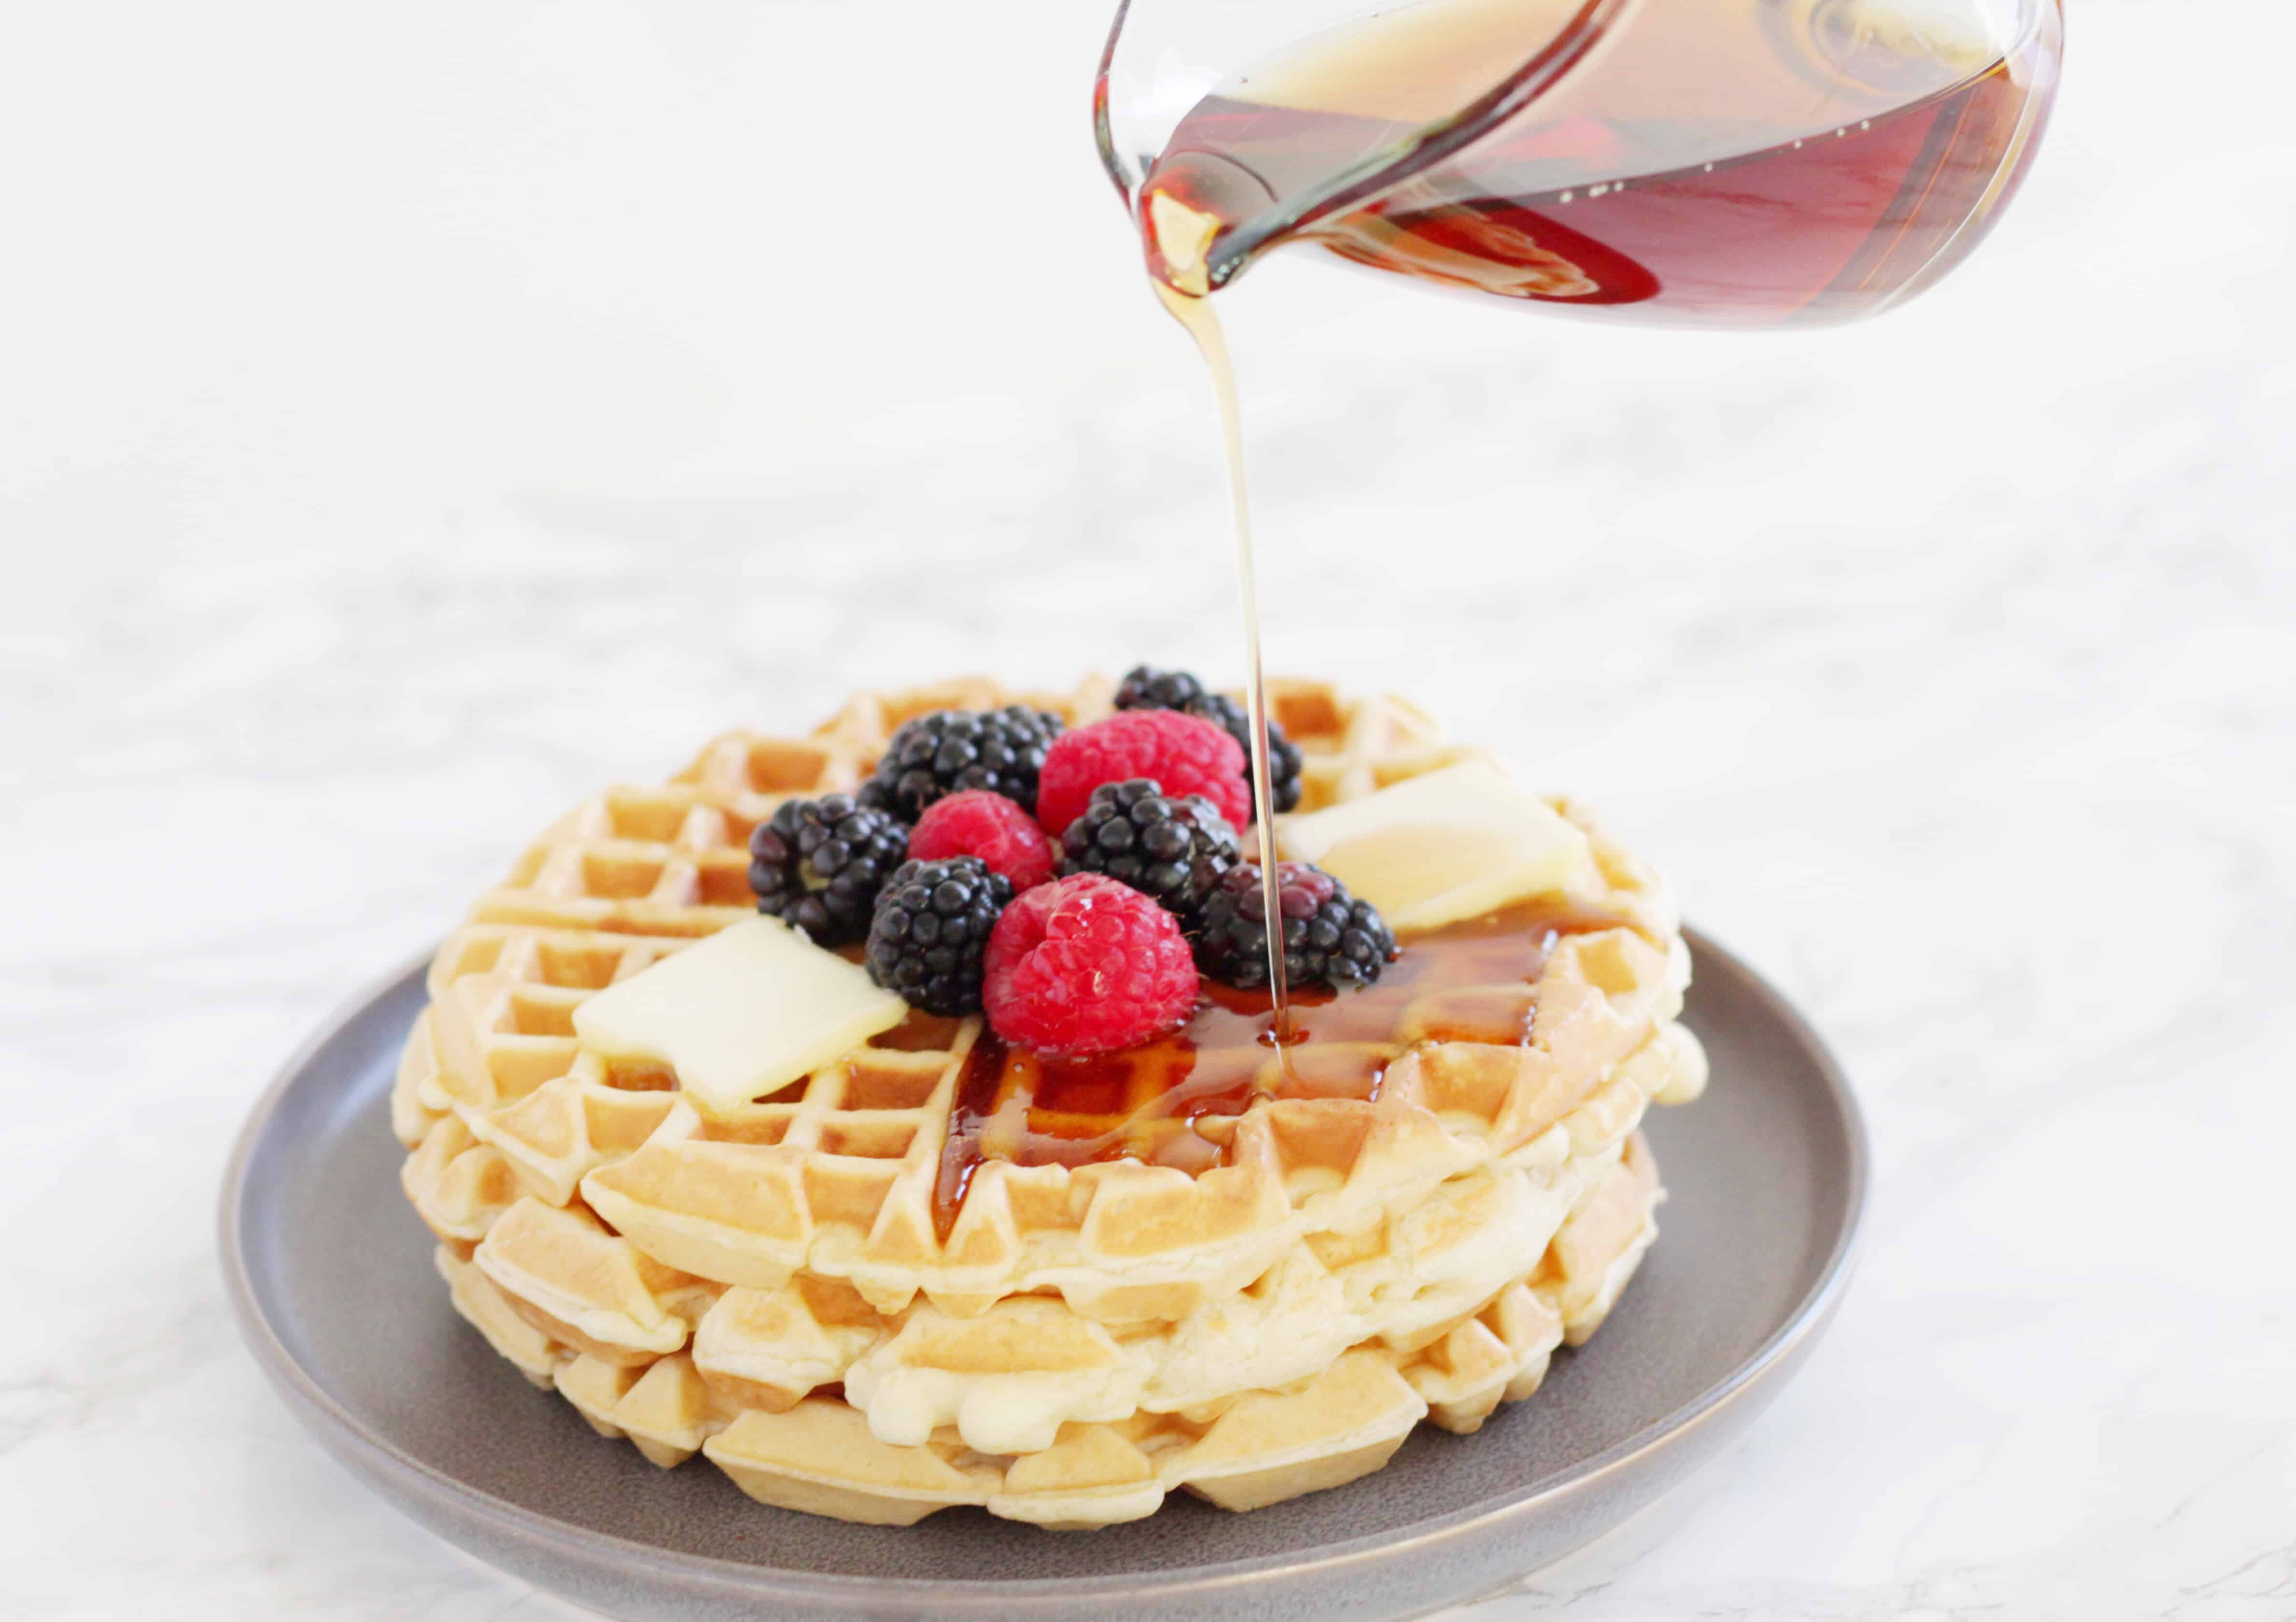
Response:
[1277,760,1593,932]
[572,916,907,1115]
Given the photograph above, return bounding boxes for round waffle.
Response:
[395,677,1709,1525]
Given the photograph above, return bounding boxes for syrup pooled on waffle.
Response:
[395,677,1709,1527]
[935,895,1635,1201]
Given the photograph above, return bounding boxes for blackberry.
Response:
[747,795,909,946]
[865,856,1014,1016]
[1114,665,1303,814]
[1058,778,1240,922]
[858,707,1065,822]
[1112,665,1212,714]
[1194,861,1395,992]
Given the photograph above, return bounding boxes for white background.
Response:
[4,1,2292,1617]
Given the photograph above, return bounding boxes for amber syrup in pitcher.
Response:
[1138,0,2062,324]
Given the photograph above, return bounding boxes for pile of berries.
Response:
[749,675,1391,1056]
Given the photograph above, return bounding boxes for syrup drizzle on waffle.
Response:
[929,898,1631,1241]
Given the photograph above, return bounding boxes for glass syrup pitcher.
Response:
[1096,0,2065,325]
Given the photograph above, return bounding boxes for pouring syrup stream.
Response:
[1148,197,1294,1040]
[1154,289,1294,1041]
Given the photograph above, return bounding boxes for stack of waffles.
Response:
[394,678,1708,1527]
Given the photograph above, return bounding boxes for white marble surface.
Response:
[4,0,2292,1617]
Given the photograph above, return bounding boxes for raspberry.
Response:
[1194,861,1395,992]
[982,874,1200,1055]
[1035,710,1249,837]
[909,791,1056,891]
[1114,665,1304,813]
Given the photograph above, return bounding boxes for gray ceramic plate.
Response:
[222,927,1865,1622]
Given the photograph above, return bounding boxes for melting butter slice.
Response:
[1278,760,1593,932]
[572,916,907,1115]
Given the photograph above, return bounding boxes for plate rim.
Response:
[219,924,1869,1606]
